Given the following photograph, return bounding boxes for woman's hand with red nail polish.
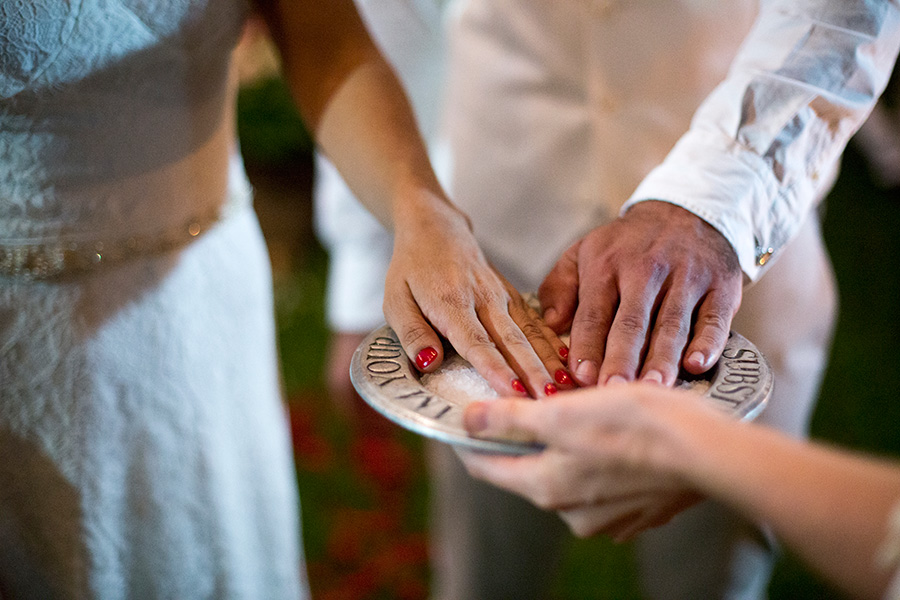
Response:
[382,194,569,395]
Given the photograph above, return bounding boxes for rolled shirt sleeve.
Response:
[623,0,900,281]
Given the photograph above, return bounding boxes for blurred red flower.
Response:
[351,435,415,490]
[287,399,335,472]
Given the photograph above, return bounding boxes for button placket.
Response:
[582,0,623,217]
[585,1,619,118]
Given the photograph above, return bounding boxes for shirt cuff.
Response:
[621,128,816,282]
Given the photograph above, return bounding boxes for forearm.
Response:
[255,1,566,395]
[258,0,462,231]
[673,411,900,599]
[625,0,900,281]
[312,58,464,232]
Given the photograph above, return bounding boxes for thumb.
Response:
[538,241,581,332]
[464,399,541,444]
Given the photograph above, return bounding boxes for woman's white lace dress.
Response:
[0,1,307,597]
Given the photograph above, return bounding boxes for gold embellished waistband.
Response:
[0,200,239,280]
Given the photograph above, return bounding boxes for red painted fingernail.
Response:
[544,382,558,396]
[415,347,438,370]
[511,379,527,395]
[558,346,569,361]
[555,369,572,386]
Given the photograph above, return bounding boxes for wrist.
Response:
[393,186,472,237]
[637,387,736,489]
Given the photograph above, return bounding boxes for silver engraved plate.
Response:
[350,326,772,455]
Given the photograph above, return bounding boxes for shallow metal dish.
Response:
[350,326,772,455]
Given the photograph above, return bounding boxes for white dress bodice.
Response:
[0,2,307,597]
[0,0,249,257]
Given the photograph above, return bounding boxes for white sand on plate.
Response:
[419,352,499,406]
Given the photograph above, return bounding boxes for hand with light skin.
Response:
[459,385,900,600]
[258,0,571,399]
[458,383,703,542]
[384,196,573,398]
[539,200,743,387]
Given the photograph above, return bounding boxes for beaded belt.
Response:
[0,201,237,280]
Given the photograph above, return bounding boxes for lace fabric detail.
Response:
[0,0,82,98]
[0,2,307,596]
[0,0,251,245]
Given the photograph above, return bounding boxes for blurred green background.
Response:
[237,74,900,599]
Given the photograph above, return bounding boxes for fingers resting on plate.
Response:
[383,209,572,398]
[539,201,743,387]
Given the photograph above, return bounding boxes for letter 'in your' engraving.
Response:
[373,374,407,386]
[416,395,453,420]
[354,325,769,452]
[368,348,402,360]
[434,406,452,419]
[364,337,409,387]
[367,359,402,374]
[368,337,403,360]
